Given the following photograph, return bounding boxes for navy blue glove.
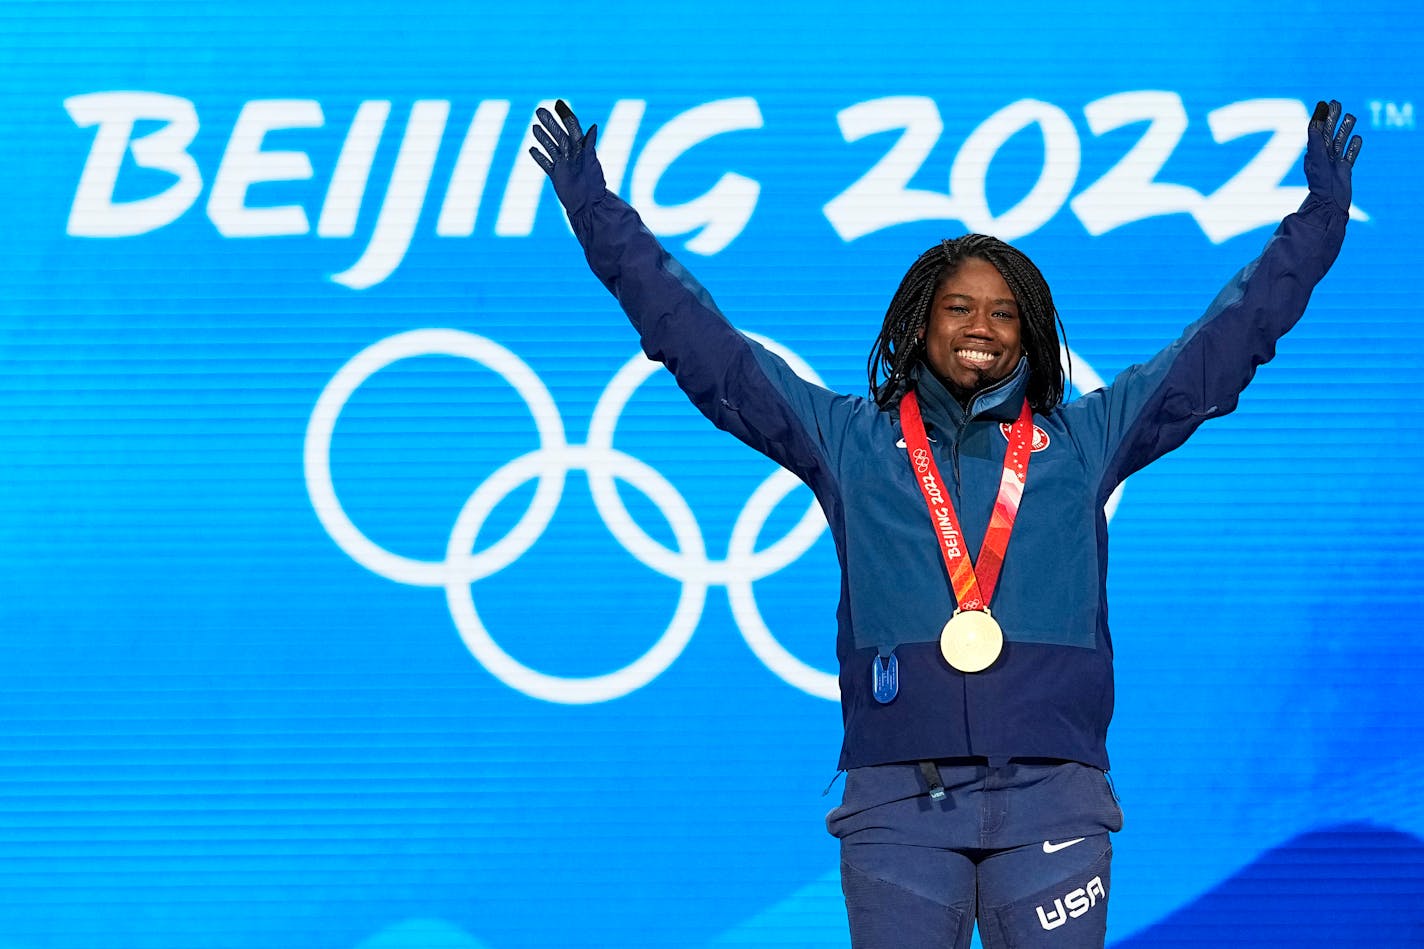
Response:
[529,100,605,214]
[1305,99,1362,212]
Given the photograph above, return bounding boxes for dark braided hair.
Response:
[867,234,1068,414]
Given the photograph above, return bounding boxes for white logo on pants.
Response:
[1036,875,1106,930]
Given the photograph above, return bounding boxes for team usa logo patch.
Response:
[1002,422,1051,452]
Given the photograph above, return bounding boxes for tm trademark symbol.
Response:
[1367,100,1415,130]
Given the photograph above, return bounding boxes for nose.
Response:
[964,308,996,337]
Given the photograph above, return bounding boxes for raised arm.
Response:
[528,100,739,346]
[529,100,855,483]
[1074,98,1363,492]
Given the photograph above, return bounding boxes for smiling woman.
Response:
[924,257,1024,398]
[869,234,1065,415]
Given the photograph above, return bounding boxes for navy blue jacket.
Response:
[563,181,1346,771]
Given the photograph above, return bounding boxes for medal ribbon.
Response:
[899,390,1034,612]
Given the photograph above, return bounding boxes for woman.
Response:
[530,97,1361,948]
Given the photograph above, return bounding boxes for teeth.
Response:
[956,349,996,364]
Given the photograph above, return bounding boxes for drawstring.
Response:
[918,761,947,801]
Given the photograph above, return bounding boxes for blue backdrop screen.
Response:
[3,2,1423,947]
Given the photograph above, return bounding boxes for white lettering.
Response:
[331,100,449,289]
[1037,899,1067,931]
[208,99,323,237]
[495,98,562,237]
[823,96,958,241]
[65,91,1378,290]
[64,91,202,236]
[1069,91,1204,236]
[1196,99,1311,242]
[629,97,762,255]
[435,100,511,237]
[921,473,943,505]
[1037,875,1104,930]
[318,100,392,237]
[933,507,961,557]
[823,94,1370,248]
[950,98,1080,240]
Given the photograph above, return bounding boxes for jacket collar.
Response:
[912,357,1029,427]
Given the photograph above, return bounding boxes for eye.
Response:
[992,310,1017,321]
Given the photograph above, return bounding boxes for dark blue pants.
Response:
[827,760,1123,948]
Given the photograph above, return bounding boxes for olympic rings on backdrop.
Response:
[304,329,1118,705]
[303,328,835,703]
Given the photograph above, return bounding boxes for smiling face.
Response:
[922,256,1024,403]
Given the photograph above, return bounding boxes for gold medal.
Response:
[939,608,1004,673]
[901,392,1033,679]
